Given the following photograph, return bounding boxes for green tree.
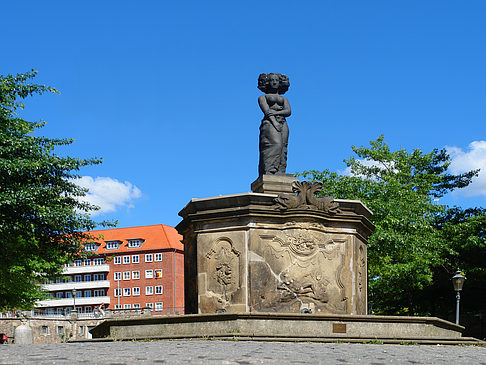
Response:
[300,136,478,315]
[0,71,103,310]
[419,207,486,324]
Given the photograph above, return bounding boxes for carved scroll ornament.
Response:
[274,181,340,213]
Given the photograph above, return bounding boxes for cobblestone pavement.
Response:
[0,341,485,364]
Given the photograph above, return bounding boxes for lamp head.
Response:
[452,269,465,292]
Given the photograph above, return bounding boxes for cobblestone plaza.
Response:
[0,340,485,364]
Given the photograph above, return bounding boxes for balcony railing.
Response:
[43,280,110,292]
[63,264,110,275]
[36,296,110,308]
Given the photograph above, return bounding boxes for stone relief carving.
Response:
[274,181,340,213]
[204,238,241,307]
[255,229,348,313]
[357,244,367,314]
[357,245,366,294]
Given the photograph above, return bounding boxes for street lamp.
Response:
[451,269,465,325]
[72,288,77,312]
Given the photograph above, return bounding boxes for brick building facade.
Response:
[35,224,184,315]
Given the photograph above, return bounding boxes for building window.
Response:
[65,291,72,298]
[76,291,82,298]
[56,308,64,315]
[84,290,92,298]
[133,287,140,296]
[123,256,130,264]
[145,270,153,279]
[106,241,120,250]
[75,275,82,282]
[114,288,121,297]
[155,269,163,279]
[55,277,62,284]
[114,256,121,265]
[74,260,82,267]
[56,292,63,299]
[145,254,153,263]
[155,286,163,295]
[84,274,91,282]
[85,243,97,251]
[85,306,93,313]
[83,259,91,266]
[114,304,121,309]
[124,304,131,309]
[41,326,49,335]
[94,273,105,281]
[114,272,121,281]
[132,255,139,264]
[132,271,140,280]
[123,288,131,296]
[155,302,163,311]
[94,258,104,265]
[154,253,162,262]
[145,303,153,309]
[128,239,142,248]
[123,272,130,280]
[146,286,153,295]
[94,289,105,297]
[133,303,140,309]
[57,326,64,335]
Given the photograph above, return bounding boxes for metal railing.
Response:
[106,307,185,318]
[0,307,185,320]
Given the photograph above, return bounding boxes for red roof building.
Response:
[36,224,184,316]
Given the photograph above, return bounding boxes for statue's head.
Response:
[258,73,290,95]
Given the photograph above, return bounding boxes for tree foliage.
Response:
[300,136,479,316]
[0,71,103,310]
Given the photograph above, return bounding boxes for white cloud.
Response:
[74,176,142,216]
[447,141,486,197]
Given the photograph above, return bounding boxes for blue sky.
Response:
[3,1,486,228]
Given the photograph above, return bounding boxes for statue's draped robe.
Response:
[258,116,288,175]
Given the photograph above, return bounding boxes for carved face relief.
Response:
[216,263,232,286]
[286,231,318,256]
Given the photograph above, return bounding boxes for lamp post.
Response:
[72,288,77,312]
[451,269,465,325]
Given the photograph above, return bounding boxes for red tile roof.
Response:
[87,224,183,254]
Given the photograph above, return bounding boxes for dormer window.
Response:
[84,244,98,252]
[127,239,143,248]
[106,241,121,250]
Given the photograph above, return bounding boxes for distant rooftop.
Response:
[87,224,183,253]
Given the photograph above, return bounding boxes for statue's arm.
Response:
[271,97,291,117]
[258,95,279,129]
[258,95,272,116]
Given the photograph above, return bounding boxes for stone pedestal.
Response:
[251,174,299,194]
[177,180,374,315]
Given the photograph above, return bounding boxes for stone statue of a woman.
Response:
[257,73,291,176]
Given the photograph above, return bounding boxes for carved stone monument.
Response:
[177,179,373,315]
